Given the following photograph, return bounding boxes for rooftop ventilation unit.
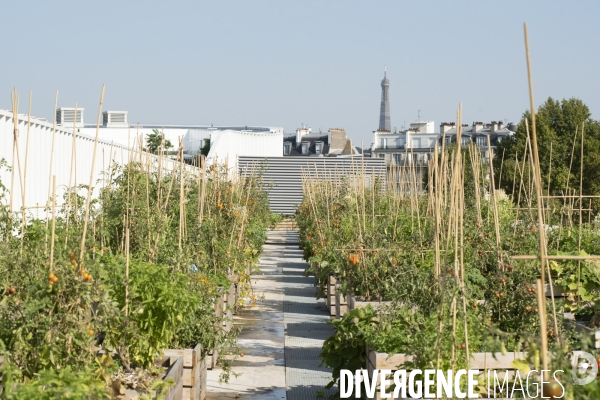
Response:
[56,108,84,127]
[102,111,128,127]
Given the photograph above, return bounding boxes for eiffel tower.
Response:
[378,66,391,131]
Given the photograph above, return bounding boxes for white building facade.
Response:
[0,109,174,212]
[372,121,515,165]
[72,109,283,169]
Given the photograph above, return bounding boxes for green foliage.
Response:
[1,364,110,399]
[200,139,210,157]
[102,257,199,369]
[0,252,118,378]
[0,156,271,394]
[495,97,600,214]
[268,213,283,228]
[146,129,173,154]
[320,306,378,392]
[299,136,600,396]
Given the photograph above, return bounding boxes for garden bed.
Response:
[207,288,226,370]
[365,345,526,400]
[222,282,236,333]
[335,284,348,319]
[0,153,271,396]
[121,356,184,400]
[326,275,337,316]
[347,295,391,312]
[164,343,206,400]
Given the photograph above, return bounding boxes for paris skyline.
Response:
[1,1,598,145]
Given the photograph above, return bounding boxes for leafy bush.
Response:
[102,256,199,369]
[1,364,110,400]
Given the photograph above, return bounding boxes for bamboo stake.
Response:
[498,148,505,191]
[9,89,24,212]
[524,23,549,377]
[536,278,549,373]
[45,91,59,254]
[64,103,79,249]
[511,151,519,201]
[433,142,441,280]
[577,122,585,306]
[459,154,470,369]
[19,91,32,256]
[145,156,152,259]
[179,137,184,252]
[78,85,106,266]
[199,155,206,224]
[125,228,130,317]
[512,255,600,261]
[486,135,502,266]
[49,176,57,273]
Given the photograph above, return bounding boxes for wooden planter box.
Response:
[228,274,240,311]
[207,288,225,370]
[326,275,337,316]
[150,356,184,400]
[363,345,526,400]
[347,296,391,312]
[545,283,565,298]
[164,344,207,400]
[335,285,348,319]
[222,283,236,333]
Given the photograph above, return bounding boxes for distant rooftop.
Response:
[82,123,274,133]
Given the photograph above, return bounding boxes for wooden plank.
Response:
[368,350,413,371]
[470,352,526,369]
[164,343,201,368]
[335,297,347,318]
[228,283,236,305]
[182,362,200,387]
[207,348,219,370]
[367,347,527,371]
[182,381,201,400]
[348,296,391,311]
[199,358,207,400]
[163,356,184,400]
[335,287,347,305]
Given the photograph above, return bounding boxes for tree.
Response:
[146,129,173,154]
[200,139,210,157]
[494,97,600,213]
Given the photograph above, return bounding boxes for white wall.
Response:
[409,121,435,133]
[79,126,188,150]
[0,110,181,213]
[206,130,283,168]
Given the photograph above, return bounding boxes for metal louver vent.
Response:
[238,156,386,215]
[111,113,126,122]
[102,111,128,127]
[56,108,84,127]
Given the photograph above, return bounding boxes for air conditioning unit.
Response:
[56,108,84,127]
[102,111,128,127]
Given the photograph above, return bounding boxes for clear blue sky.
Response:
[2,1,599,145]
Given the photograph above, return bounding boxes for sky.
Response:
[1,1,599,145]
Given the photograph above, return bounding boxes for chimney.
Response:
[440,122,455,135]
[296,127,311,146]
[490,121,498,132]
[473,121,483,133]
[328,128,347,154]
